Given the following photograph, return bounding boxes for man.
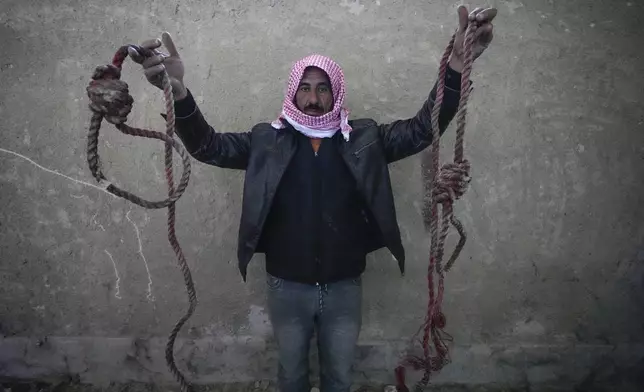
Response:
[129,5,496,392]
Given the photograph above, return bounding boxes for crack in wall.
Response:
[103,249,122,300]
[126,207,155,302]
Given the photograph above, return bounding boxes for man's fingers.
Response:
[128,38,162,64]
[475,23,493,37]
[475,25,493,46]
[457,5,469,32]
[144,64,166,80]
[141,38,162,50]
[142,54,164,69]
[476,8,498,23]
[153,49,169,57]
[161,32,180,58]
[469,7,484,21]
[484,29,493,45]
[127,46,145,64]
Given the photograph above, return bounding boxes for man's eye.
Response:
[300,86,310,92]
[318,86,329,93]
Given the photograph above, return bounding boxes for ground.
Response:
[0,381,635,392]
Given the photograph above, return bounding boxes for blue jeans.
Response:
[266,274,362,392]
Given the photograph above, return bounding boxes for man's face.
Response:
[295,67,334,116]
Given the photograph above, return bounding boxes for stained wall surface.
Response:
[1,0,643,389]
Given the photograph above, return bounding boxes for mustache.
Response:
[304,104,323,111]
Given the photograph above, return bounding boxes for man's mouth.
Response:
[304,107,323,115]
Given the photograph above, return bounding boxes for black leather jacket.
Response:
[174,71,463,281]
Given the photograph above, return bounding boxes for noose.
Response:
[395,21,477,392]
[86,46,196,392]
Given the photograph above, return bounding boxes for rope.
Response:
[395,21,477,392]
[86,45,197,392]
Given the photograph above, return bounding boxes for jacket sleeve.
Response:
[170,89,251,170]
[378,66,468,163]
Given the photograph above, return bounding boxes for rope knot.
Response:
[432,160,471,204]
[91,64,121,80]
[433,312,446,329]
[86,67,133,125]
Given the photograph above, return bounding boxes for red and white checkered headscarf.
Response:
[271,54,352,141]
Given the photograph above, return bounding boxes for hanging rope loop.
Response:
[86,46,192,209]
[86,45,196,392]
[396,19,478,392]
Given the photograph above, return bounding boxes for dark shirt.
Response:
[259,129,374,284]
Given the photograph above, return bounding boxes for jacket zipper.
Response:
[353,139,378,157]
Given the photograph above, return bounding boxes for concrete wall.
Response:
[1,0,643,389]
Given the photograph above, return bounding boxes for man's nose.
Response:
[308,91,318,105]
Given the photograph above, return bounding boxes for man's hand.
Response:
[449,6,497,72]
[128,32,188,101]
